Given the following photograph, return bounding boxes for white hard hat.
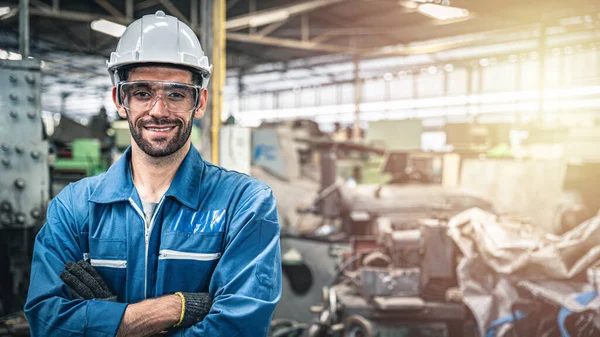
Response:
[107,10,212,88]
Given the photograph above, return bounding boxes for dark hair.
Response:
[117,62,205,86]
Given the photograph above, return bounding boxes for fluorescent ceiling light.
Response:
[418,4,470,21]
[399,1,419,9]
[91,19,126,38]
[0,6,10,16]
[0,49,22,60]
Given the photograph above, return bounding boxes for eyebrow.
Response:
[127,82,152,90]
[164,83,193,91]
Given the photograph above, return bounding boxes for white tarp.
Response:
[447,208,600,336]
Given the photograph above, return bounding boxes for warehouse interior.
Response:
[1,0,600,336]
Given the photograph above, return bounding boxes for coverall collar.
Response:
[89,145,205,209]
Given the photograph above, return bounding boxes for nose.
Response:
[147,96,170,119]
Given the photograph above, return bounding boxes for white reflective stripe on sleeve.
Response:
[158,249,221,261]
[90,259,127,268]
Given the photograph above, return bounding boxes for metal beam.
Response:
[311,27,403,37]
[311,31,338,44]
[248,0,256,34]
[160,0,190,25]
[52,0,59,12]
[232,53,352,75]
[125,0,134,20]
[301,14,309,42]
[227,32,353,53]
[190,0,198,29]
[94,0,124,19]
[30,0,50,10]
[226,0,343,31]
[19,0,29,58]
[310,27,409,44]
[256,19,288,37]
[29,8,130,24]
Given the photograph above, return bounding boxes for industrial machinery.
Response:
[257,122,495,334]
[51,138,107,197]
[49,112,112,197]
[271,181,494,336]
[0,59,48,334]
[293,217,477,337]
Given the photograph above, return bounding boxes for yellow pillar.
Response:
[211,0,226,165]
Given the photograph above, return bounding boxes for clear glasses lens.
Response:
[119,81,199,113]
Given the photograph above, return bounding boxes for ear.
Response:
[112,86,128,119]
[193,88,208,119]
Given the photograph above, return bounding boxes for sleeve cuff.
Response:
[85,299,128,336]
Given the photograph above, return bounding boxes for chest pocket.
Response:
[156,209,226,294]
[88,237,127,300]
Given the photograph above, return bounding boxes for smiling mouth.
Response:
[144,125,176,132]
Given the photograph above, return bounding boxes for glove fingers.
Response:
[69,286,84,300]
[68,261,106,298]
[60,268,94,300]
[77,260,113,297]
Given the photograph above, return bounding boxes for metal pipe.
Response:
[190,0,198,29]
[248,0,256,34]
[301,14,309,42]
[125,0,133,20]
[19,0,29,58]
[211,0,226,165]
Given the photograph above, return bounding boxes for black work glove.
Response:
[60,260,117,301]
[178,292,212,329]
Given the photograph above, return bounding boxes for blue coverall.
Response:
[24,146,282,336]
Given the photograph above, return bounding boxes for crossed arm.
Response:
[60,260,210,337]
[116,295,181,337]
[25,186,281,337]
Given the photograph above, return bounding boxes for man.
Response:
[24,11,281,337]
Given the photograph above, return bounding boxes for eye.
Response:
[167,90,188,101]
[133,90,152,98]
[168,91,185,98]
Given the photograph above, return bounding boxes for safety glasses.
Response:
[117,81,201,114]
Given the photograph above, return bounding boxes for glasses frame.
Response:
[117,80,203,114]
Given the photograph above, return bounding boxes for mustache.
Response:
[137,118,183,127]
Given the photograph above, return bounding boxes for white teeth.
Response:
[147,127,174,132]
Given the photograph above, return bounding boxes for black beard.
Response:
[127,114,193,157]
